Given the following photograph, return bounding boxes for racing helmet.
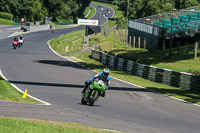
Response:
[103,68,110,78]
[20,35,23,38]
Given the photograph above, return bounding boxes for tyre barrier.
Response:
[91,50,200,91]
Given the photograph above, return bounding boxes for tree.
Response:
[66,0,92,22]
[0,0,93,22]
[118,0,175,19]
[142,0,174,17]
[40,0,64,21]
[174,0,199,9]
[118,0,141,19]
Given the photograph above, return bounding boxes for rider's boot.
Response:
[81,87,87,94]
[81,80,91,94]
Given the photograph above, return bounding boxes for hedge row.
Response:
[0,12,13,20]
[0,18,14,25]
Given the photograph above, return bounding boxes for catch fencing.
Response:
[91,50,200,91]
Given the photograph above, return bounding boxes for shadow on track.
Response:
[77,103,101,107]
[34,60,85,69]
[9,80,85,88]
[9,80,151,92]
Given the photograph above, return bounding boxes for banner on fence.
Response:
[78,19,99,26]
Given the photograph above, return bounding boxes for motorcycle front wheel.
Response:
[13,45,16,49]
[88,91,99,106]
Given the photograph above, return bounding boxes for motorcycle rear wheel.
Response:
[81,97,87,105]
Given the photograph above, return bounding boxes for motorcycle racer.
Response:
[51,27,55,32]
[13,36,18,41]
[81,68,111,97]
[18,35,24,46]
[12,36,19,49]
[19,35,24,41]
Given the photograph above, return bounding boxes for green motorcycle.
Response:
[81,80,106,106]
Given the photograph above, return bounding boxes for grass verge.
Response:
[49,30,85,53]
[0,75,41,104]
[52,24,77,29]
[49,29,200,105]
[85,6,96,19]
[0,18,14,25]
[0,116,121,133]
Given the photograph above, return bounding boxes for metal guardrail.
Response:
[91,50,200,91]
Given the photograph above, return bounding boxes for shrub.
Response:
[0,18,14,25]
[0,12,13,20]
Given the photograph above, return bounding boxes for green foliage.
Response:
[174,0,200,9]
[0,18,13,25]
[142,0,174,17]
[0,0,92,22]
[0,12,13,20]
[117,17,126,28]
[184,0,199,8]
[0,117,119,133]
[118,0,200,19]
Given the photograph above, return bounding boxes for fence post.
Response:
[195,41,198,59]
[144,37,146,50]
[163,39,165,50]
[118,28,119,40]
[138,36,141,49]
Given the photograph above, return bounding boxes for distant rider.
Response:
[12,36,19,47]
[19,35,24,41]
[51,27,55,32]
[81,68,111,97]
[14,36,18,41]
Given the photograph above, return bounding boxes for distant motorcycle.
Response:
[18,38,24,47]
[13,41,18,49]
[51,27,55,33]
[81,80,106,106]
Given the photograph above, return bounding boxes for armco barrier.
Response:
[91,50,200,91]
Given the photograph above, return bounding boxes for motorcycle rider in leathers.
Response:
[81,68,111,97]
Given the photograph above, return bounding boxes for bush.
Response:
[0,12,13,20]
[0,18,14,25]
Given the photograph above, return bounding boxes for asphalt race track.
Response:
[0,4,200,133]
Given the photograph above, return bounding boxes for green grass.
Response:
[49,30,85,53]
[85,6,96,19]
[52,24,77,29]
[49,29,200,105]
[0,18,13,25]
[0,75,41,104]
[0,117,121,133]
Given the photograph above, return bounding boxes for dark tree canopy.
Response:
[0,0,92,22]
[117,0,200,19]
